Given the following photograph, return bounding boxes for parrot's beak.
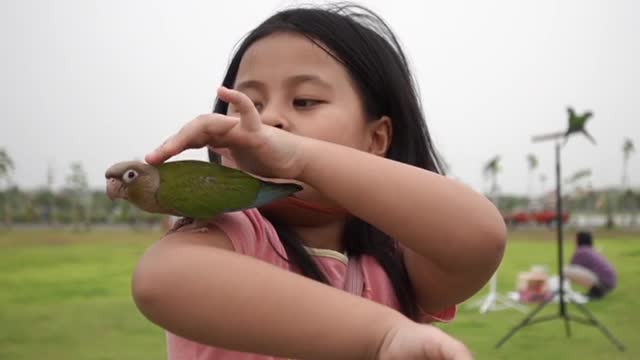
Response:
[106,178,127,200]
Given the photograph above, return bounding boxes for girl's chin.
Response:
[258,196,349,226]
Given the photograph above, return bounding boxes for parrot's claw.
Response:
[174,218,211,233]
[193,227,210,233]
[190,219,211,233]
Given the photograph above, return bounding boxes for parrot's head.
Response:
[105,161,160,203]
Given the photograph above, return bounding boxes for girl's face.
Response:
[222,32,390,223]
[230,32,374,151]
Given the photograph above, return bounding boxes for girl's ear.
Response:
[367,115,393,156]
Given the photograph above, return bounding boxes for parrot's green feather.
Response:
[156,161,261,219]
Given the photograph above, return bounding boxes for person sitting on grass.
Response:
[564,231,617,299]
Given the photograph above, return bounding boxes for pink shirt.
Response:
[167,209,456,360]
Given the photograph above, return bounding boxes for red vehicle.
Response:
[504,208,569,226]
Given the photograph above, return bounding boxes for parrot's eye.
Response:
[123,170,138,183]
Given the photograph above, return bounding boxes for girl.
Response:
[136,4,506,359]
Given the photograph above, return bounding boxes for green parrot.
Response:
[566,107,596,144]
[105,160,302,222]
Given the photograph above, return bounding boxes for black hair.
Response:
[208,3,444,320]
[576,231,593,247]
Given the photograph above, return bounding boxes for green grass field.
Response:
[1,228,638,359]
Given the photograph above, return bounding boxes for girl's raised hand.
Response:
[378,322,473,360]
[145,86,306,179]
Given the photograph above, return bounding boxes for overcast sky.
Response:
[1,0,638,195]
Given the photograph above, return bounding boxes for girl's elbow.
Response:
[130,251,174,323]
[131,261,159,319]
[469,208,507,266]
[483,202,508,256]
[484,217,507,266]
[493,217,508,248]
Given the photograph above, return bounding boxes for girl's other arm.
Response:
[298,139,507,313]
[132,229,469,359]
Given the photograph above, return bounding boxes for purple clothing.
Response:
[571,247,617,291]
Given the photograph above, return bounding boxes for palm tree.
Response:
[622,138,635,189]
[622,138,636,226]
[537,173,550,208]
[483,156,501,202]
[46,162,58,226]
[0,148,14,228]
[565,169,592,186]
[66,162,91,231]
[0,149,13,180]
[564,169,592,213]
[596,190,617,229]
[526,154,538,206]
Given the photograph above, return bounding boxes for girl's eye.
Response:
[253,102,263,112]
[293,98,321,108]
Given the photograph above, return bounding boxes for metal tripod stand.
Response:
[467,273,527,314]
[496,139,625,351]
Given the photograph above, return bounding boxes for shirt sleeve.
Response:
[167,210,289,269]
[211,209,290,269]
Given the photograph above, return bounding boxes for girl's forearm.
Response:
[132,232,406,359]
[298,138,506,270]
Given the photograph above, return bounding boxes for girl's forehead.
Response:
[236,32,348,84]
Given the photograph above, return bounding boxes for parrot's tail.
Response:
[253,181,303,208]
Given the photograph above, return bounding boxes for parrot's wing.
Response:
[155,161,261,219]
[253,181,303,208]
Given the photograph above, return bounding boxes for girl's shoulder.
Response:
[215,209,289,267]
[171,209,290,269]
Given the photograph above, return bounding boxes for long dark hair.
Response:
[208,3,444,320]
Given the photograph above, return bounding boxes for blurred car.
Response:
[504,208,569,226]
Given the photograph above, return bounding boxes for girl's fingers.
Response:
[146,114,239,164]
[146,87,260,165]
[145,135,178,164]
[217,87,262,132]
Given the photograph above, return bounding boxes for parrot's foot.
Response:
[190,219,211,233]
[174,218,211,233]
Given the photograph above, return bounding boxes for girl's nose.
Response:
[260,107,287,130]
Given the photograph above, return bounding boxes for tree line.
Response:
[0,142,637,229]
[481,138,637,228]
[0,149,163,229]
